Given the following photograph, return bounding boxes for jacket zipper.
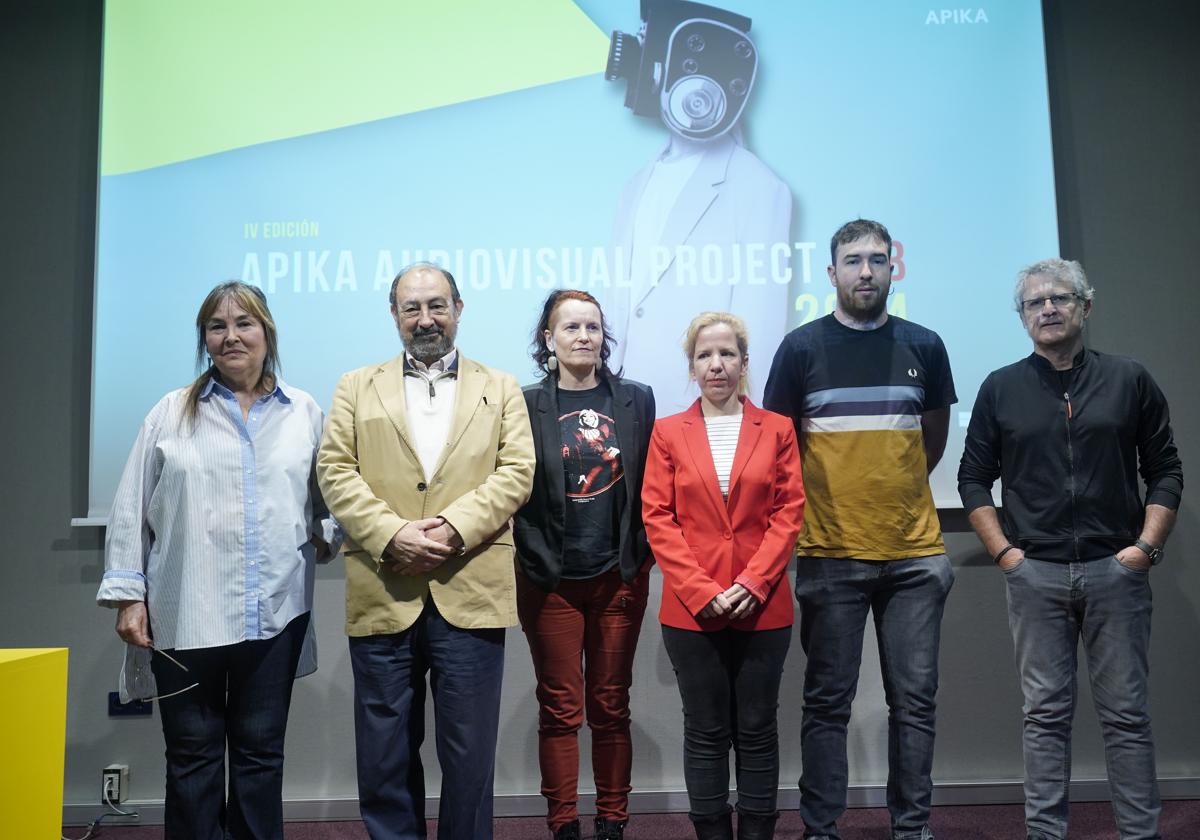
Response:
[1063,386,1079,560]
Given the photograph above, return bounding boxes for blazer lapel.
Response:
[370,357,418,460]
[636,138,734,308]
[727,401,763,498]
[537,379,567,524]
[613,159,655,282]
[432,355,485,478]
[611,376,639,495]
[681,405,732,526]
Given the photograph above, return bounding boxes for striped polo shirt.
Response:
[764,314,956,560]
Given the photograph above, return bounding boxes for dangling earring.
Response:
[547,348,558,372]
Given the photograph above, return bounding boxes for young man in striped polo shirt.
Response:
[764,218,957,840]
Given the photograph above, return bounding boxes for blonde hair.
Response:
[183,282,280,423]
[682,311,750,395]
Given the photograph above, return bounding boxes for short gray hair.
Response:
[1013,258,1095,314]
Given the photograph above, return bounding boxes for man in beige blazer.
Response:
[318,263,534,840]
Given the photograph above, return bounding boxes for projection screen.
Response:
[86,0,1058,518]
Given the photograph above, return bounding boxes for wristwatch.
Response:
[1134,538,1164,565]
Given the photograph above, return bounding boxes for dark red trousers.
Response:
[517,567,649,831]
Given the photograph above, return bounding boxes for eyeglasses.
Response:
[131,646,200,702]
[398,300,452,320]
[1021,293,1080,313]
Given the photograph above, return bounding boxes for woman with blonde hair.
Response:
[642,311,805,840]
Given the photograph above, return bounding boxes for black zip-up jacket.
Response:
[958,349,1183,560]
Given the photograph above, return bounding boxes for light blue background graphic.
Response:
[92,1,1057,515]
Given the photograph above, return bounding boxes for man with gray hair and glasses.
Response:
[958,258,1183,840]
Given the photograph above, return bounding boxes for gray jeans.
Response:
[1004,555,1159,840]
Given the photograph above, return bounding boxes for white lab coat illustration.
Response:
[603,134,793,416]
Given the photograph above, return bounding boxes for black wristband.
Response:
[1134,538,1164,565]
[993,543,1018,564]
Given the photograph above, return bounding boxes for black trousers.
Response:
[661,624,791,820]
[151,612,309,840]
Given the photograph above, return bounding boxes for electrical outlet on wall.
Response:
[108,690,152,716]
[101,763,129,804]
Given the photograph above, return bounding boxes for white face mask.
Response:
[119,645,156,703]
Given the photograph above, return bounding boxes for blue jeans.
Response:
[661,625,791,821]
[151,611,309,840]
[1004,555,1159,840]
[795,555,954,840]
[348,598,506,840]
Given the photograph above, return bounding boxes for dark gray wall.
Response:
[1,0,103,629]
[1039,0,1200,784]
[2,0,1197,811]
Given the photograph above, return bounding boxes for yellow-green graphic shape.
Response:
[101,0,608,176]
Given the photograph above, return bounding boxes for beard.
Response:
[403,326,455,364]
[837,284,889,322]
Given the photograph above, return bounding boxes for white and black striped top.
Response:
[704,414,743,498]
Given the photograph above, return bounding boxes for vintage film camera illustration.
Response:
[606,0,757,140]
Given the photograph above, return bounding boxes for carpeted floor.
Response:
[66,800,1200,839]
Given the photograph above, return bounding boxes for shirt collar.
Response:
[199,375,291,404]
[1028,347,1089,372]
[404,348,458,375]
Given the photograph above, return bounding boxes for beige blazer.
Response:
[317,353,534,636]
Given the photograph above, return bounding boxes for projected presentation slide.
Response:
[89,0,1057,517]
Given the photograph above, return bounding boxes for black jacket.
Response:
[958,349,1183,560]
[514,374,656,590]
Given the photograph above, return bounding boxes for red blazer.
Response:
[642,398,805,631]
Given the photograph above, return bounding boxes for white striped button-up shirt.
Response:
[98,379,339,671]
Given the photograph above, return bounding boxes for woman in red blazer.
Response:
[642,312,805,840]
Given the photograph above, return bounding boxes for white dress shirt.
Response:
[403,348,459,479]
[98,378,340,697]
[628,144,704,303]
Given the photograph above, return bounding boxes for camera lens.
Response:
[605,30,641,82]
[683,89,714,118]
[664,76,727,136]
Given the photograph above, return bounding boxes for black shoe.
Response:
[737,810,778,840]
[693,810,734,840]
[553,819,581,840]
[595,816,627,840]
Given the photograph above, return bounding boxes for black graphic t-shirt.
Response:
[557,382,625,579]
